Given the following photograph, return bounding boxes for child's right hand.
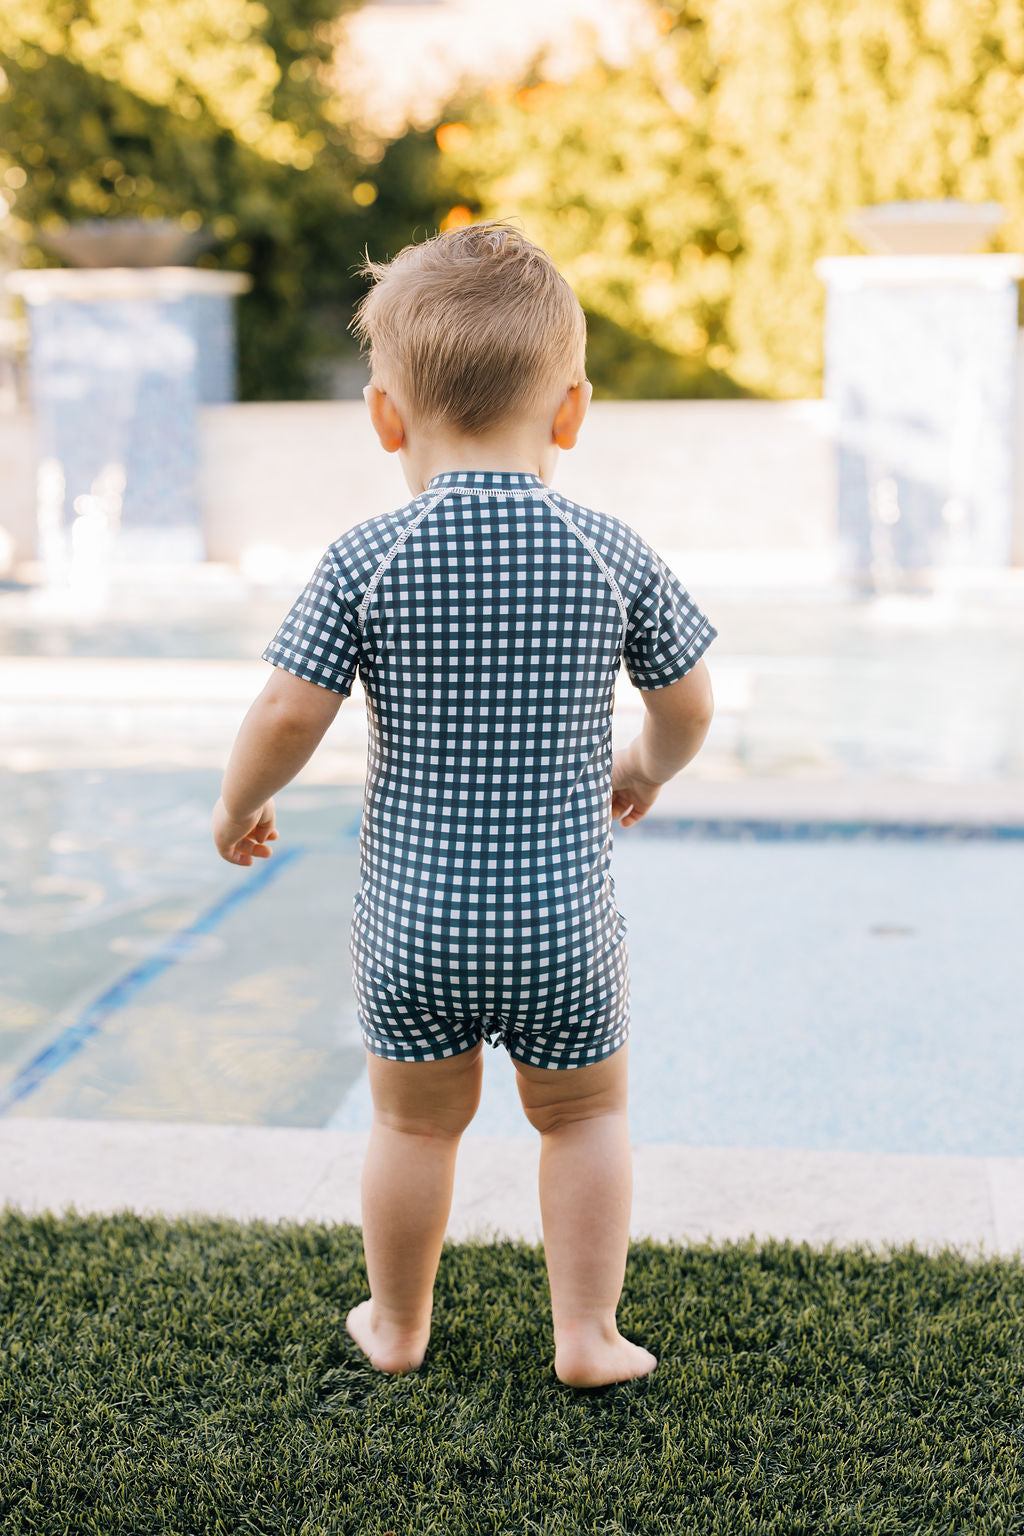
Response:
[212,796,278,866]
[610,744,663,827]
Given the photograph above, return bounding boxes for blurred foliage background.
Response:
[0,0,443,398]
[2,0,1023,401]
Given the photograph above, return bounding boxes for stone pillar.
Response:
[815,248,1024,584]
[6,266,250,577]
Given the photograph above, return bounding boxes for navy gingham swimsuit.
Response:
[263,469,716,1069]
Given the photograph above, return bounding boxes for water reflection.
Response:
[1,580,1023,1135]
[0,770,365,1126]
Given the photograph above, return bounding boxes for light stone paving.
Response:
[1,1116,1021,1262]
[3,650,1024,825]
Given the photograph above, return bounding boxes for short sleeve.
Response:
[623,545,717,690]
[261,547,363,697]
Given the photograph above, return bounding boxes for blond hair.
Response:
[350,221,587,437]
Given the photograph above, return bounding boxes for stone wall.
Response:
[0,398,839,583]
[3,384,1024,582]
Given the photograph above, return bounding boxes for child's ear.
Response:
[552,380,592,450]
[364,384,406,454]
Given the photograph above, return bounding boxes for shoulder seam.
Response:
[355,486,449,631]
[538,491,629,642]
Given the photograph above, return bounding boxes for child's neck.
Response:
[400,429,558,495]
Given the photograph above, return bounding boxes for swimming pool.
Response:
[332,818,1024,1157]
[1,766,1021,1159]
[2,575,1023,1153]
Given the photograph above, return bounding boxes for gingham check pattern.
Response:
[263,469,717,1068]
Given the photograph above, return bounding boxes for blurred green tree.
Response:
[425,23,750,400]
[0,0,448,398]
[5,0,1024,400]
[700,0,1024,394]
[428,0,1024,399]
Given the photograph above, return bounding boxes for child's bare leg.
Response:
[346,1042,483,1374]
[515,1042,658,1388]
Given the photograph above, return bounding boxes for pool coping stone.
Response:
[1,1116,1020,1262]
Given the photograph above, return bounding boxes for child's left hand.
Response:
[212,797,278,866]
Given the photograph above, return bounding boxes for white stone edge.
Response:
[0,1117,1020,1262]
[7,268,253,301]
[815,253,1024,287]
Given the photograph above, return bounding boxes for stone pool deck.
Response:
[2,1115,1023,1262]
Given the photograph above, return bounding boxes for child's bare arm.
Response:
[611,660,714,827]
[212,668,345,865]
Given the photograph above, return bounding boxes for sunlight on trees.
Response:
[4,0,1024,399]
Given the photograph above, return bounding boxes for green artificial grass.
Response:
[1,1210,1022,1535]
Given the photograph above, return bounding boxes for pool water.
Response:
[3,577,1023,1154]
[1,766,1021,1158]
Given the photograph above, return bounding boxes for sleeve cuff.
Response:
[261,648,355,698]
[624,619,717,690]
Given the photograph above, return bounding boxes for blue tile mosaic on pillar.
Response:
[822,267,1019,576]
[182,291,239,404]
[25,287,242,562]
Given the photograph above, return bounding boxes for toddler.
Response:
[212,222,716,1389]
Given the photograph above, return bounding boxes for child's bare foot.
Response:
[345,1299,430,1374]
[554,1329,658,1389]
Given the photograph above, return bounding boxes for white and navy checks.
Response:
[263,469,716,1068]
